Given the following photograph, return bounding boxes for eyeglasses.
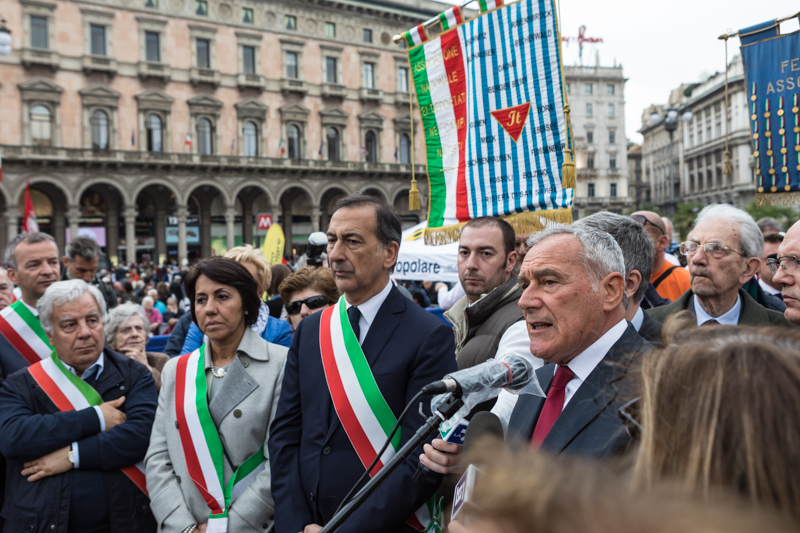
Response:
[766,255,800,275]
[679,241,746,259]
[285,295,331,316]
[617,397,642,442]
[630,214,665,235]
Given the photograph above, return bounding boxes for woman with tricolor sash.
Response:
[145,258,288,533]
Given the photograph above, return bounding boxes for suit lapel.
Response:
[508,365,552,442]
[208,356,258,426]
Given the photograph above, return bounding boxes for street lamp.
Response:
[0,17,12,56]
[651,106,692,215]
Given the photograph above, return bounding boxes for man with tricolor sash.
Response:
[269,194,457,533]
[0,279,157,533]
[0,233,60,381]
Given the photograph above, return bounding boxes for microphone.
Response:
[421,354,534,396]
[451,412,504,523]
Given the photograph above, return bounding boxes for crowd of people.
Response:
[0,195,799,533]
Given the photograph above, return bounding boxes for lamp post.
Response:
[650,107,692,216]
[0,16,12,56]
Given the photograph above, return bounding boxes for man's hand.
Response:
[197,524,207,533]
[99,396,127,430]
[22,446,72,482]
[435,282,448,293]
[304,525,322,533]
[447,519,468,533]
[419,439,464,475]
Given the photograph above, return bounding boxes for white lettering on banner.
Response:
[395,260,443,276]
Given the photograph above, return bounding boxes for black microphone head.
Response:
[463,411,504,452]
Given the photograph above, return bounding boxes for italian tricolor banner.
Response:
[320,297,442,532]
[404,25,428,48]
[407,0,573,244]
[438,7,463,30]
[0,300,53,365]
[27,351,148,495]
[175,346,266,533]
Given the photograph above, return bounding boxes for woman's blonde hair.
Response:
[632,312,800,525]
[224,245,271,294]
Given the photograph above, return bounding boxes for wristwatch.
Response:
[67,444,75,465]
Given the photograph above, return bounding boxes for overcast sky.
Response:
[438,0,798,143]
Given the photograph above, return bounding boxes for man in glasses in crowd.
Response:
[770,220,800,326]
[648,204,793,328]
[630,210,691,303]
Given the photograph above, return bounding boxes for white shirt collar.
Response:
[562,318,628,384]
[631,307,644,332]
[344,280,393,344]
[693,294,741,326]
[60,352,105,381]
[758,278,782,296]
[21,299,39,317]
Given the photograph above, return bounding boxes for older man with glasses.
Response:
[770,220,800,326]
[630,210,691,303]
[647,204,794,328]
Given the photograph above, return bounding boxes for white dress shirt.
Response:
[21,299,39,317]
[344,280,393,345]
[693,294,741,326]
[631,307,644,332]
[436,283,465,310]
[759,278,782,296]
[60,353,107,468]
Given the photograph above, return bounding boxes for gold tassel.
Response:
[561,104,576,190]
[408,178,421,211]
[422,208,574,245]
[723,150,733,176]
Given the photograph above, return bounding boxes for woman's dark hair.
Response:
[269,264,293,297]
[184,257,260,328]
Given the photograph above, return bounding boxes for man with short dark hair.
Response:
[631,210,691,302]
[758,232,784,299]
[270,194,457,533]
[62,237,117,310]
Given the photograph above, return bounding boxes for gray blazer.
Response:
[145,328,288,532]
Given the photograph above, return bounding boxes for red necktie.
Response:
[531,365,575,448]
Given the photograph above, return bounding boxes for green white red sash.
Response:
[174,346,266,533]
[27,351,147,494]
[0,300,52,365]
[319,296,442,532]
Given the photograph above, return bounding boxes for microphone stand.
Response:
[319,391,465,533]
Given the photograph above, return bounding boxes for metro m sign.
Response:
[258,214,273,230]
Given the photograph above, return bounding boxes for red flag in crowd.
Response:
[22,181,38,233]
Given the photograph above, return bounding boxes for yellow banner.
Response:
[261,224,285,266]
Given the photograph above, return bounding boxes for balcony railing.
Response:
[82,55,118,76]
[21,48,60,70]
[0,145,426,176]
[138,61,172,82]
[280,78,309,95]
[190,67,221,87]
[322,83,347,99]
[359,87,384,103]
[237,73,266,91]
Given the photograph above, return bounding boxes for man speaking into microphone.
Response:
[269,194,457,533]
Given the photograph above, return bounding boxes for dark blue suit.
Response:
[507,324,651,457]
[269,286,457,533]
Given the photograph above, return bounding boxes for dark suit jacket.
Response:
[647,288,795,328]
[637,312,664,347]
[507,324,651,457]
[269,285,457,533]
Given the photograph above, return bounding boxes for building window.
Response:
[606,84,614,95]
[586,103,593,116]
[397,67,409,93]
[145,0,158,7]
[90,24,106,56]
[146,113,163,152]
[286,51,298,79]
[243,45,255,74]
[145,31,160,62]
[91,109,109,151]
[610,156,617,169]
[287,124,301,159]
[325,57,337,84]
[399,133,411,164]
[588,183,595,197]
[587,155,594,169]
[566,82,571,94]
[610,183,617,197]
[285,15,296,30]
[242,7,253,23]
[586,130,593,144]
[195,0,208,16]
[608,103,615,117]
[365,130,377,162]
[325,22,336,38]
[196,38,210,68]
[31,16,48,49]
[243,120,258,157]
[363,29,372,43]
[327,126,340,161]
[31,105,52,147]
[197,117,213,154]
[363,62,374,89]
[609,130,615,144]
[584,83,592,94]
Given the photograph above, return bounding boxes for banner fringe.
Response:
[423,208,574,245]
[756,192,800,207]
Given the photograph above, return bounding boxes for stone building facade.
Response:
[0,0,443,264]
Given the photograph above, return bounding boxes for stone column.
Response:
[282,201,293,257]
[242,199,253,246]
[67,205,80,245]
[52,203,66,255]
[200,200,212,258]
[225,207,236,251]
[310,206,322,233]
[176,206,188,265]
[154,201,167,266]
[106,201,120,265]
[5,206,20,244]
[124,206,138,264]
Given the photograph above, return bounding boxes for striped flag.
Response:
[403,24,428,48]
[185,134,192,146]
[478,0,503,13]
[439,6,463,30]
